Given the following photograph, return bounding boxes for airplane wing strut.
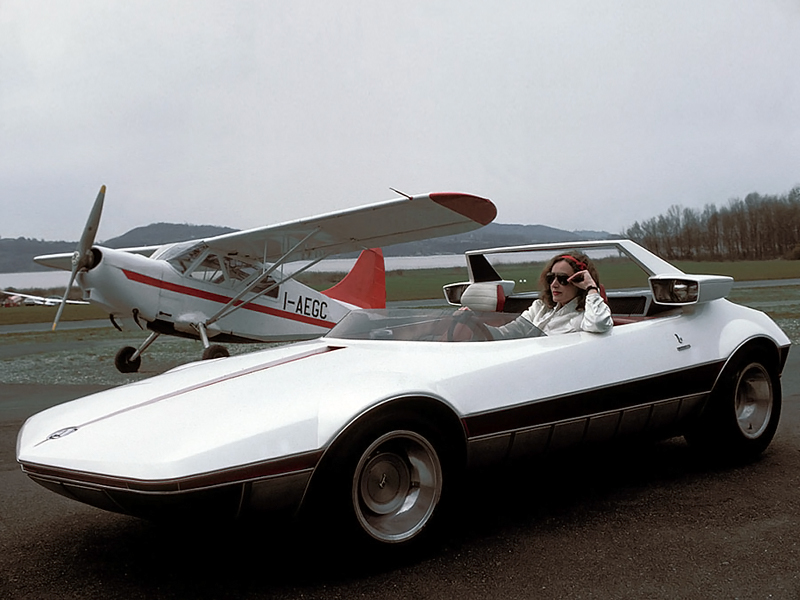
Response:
[205,227,326,327]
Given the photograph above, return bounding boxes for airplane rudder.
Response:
[322,248,386,309]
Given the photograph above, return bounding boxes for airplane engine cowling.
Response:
[87,247,103,270]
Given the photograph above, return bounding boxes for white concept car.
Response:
[17,240,791,547]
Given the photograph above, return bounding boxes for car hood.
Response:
[16,337,515,482]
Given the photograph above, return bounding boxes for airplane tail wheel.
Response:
[202,345,229,360]
[114,346,141,373]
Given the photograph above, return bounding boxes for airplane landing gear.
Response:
[112,325,230,373]
[114,331,160,374]
[195,323,229,361]
[114,346,142,373]
[202,345,230,360]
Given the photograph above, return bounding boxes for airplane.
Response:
[1,291,25,307]
[0,290,89,307]
[1,291,24,307]
[34,186,497,373]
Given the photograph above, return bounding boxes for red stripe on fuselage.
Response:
[122,269,335,329]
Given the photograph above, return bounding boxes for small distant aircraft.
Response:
[1,291,23,307]
[0,290,89,307]
[35,186,496,372]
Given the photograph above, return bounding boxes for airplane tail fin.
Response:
[322,248,386,309]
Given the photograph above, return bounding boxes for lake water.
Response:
[0,255,472,290]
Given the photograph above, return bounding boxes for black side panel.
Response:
[503,297,536,313]
[606,296,647,315]
[464,361,726,438]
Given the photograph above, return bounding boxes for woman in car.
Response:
[491,252,613,338]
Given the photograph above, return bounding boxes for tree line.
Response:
[624,186,800,261]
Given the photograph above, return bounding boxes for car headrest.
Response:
[460,281,513,312]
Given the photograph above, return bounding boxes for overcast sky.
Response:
[2,1,798,242]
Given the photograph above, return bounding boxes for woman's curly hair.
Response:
[538,251,601,311]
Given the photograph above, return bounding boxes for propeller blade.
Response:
[52,267,79,331]
[75,185,105,271]
[51,185,106,331]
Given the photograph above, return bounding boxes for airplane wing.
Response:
[199,191,496,263]
[35,191,496,269]
[1,290,89,305]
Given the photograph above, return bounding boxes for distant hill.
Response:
[0,224,236,273]
[0,238,78,273]
[103,223,238,248]
[376,223,618,257]
[0,222,618,273]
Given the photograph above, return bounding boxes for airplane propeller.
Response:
[52,185,105,331]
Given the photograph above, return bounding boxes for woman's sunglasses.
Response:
[545,272,573,286]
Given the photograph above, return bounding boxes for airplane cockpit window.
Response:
[158,243,279,298]
[222,257,279,298]
[155,241,208,274]
[189,254,224,284]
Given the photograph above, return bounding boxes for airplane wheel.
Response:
[202,345,229,360]
[114,346,141,373]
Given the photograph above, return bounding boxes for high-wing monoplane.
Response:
[35,187,496,372]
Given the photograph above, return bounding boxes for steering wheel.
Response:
[445,310,492,342]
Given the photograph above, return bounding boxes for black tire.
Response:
[114,346,142,373]
[685,351,781,461]
[202,345,229,360]
[310,410,451,549]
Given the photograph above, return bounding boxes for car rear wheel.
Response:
[685,352,781,461]
[734,362,774,440]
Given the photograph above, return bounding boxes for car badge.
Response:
[47,427,78,440]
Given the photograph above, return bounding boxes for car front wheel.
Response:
[351,429,443,545]
[308,411,452,549]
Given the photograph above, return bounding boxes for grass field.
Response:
[0,303,109,326]
[1,259,798,325]
[303,258,800,301]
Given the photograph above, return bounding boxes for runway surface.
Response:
[1,344,798,599]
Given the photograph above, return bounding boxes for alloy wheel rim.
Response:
[735,363,773,440]
[353,430,442,543]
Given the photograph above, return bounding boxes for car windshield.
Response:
[326,308,545,342]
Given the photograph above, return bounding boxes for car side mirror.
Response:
[443,282,470,305]
[650,275,733,305]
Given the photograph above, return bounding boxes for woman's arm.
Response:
[581,292,613,333]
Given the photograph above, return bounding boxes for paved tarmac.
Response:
[1,350,798,599]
